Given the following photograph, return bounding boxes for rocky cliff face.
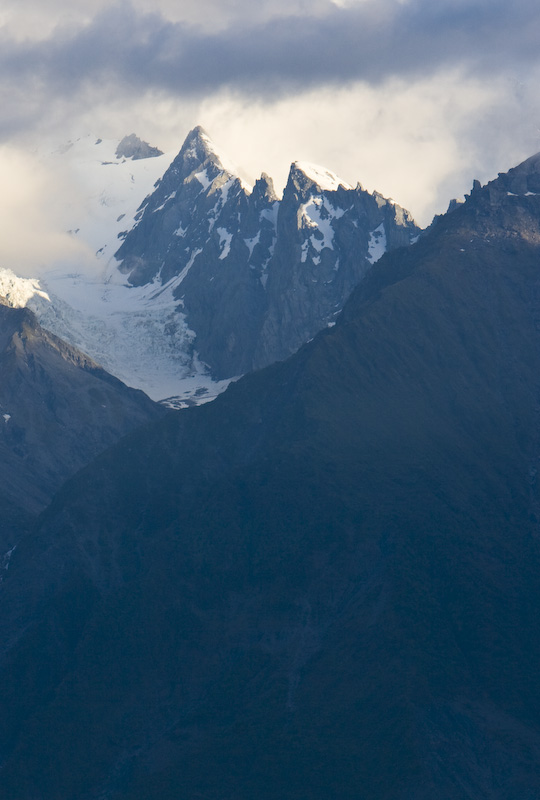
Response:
[3,154,540,798]
[115,126,420,377]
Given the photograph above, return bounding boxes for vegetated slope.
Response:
[0,303,160,550]
[3,156,540,798]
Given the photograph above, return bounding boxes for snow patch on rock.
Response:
[300,196,344,263]
[367,223,387,264]
[217,228,233,260]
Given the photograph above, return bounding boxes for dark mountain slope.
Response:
[0,303,160,549]
[3,157,540,798]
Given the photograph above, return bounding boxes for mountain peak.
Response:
[178,125,239,179]
[0,268,50,309]
[509,150,540,175]
[252,172,278,204]
[458,151,540,214]
[182,125,214,156]
[496,151,540,195]
[288,160,352,193]
[115,133,163,161]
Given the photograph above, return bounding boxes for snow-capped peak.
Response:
[0,268,50,308]
[115,133,163,161]
[181,126,215,164]
[292,161,352,192]
[6,125,419,409]
[178,126,251,191]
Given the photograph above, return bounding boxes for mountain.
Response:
[13,134,208,404]
[0,301,160,551]
[2,154,540,798]
[17,127,419,401]
[47,132,172,265]
[115,133,163,161]
[115,126,420,378]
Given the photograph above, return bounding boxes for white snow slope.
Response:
[0,135,234,405]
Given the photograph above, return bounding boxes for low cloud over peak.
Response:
[1,0,540,242]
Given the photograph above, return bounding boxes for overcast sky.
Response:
[2,0,540,272]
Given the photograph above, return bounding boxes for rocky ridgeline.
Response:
[0,303,160,547]
[116,126,420,378]
[115,133,163,160]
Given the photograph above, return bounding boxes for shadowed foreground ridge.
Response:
[0,303,160,549]
[3,155,540,797]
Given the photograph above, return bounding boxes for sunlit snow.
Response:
[294,161,352,192]
[194,168,212,190]
[0,268,50,306]
[300,196,344,264]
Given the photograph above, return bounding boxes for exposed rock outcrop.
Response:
[115,133,163,160]
[115,126,420,378]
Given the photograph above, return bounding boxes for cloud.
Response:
[0,145,94,275]
[1,0,540,268]
[1,0,540,122]
[195,70,516,226]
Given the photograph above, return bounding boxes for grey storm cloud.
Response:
[1,0,540,102]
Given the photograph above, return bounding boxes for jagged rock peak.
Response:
[471,178,482,193]
[447,197,465,213]
[494,151,540,195]
[252,172,278,204]
[287,160,353,194]
[179,125,216,165]
[462,152,540,208]
[115,134,163,160]
[177,125,241,179]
